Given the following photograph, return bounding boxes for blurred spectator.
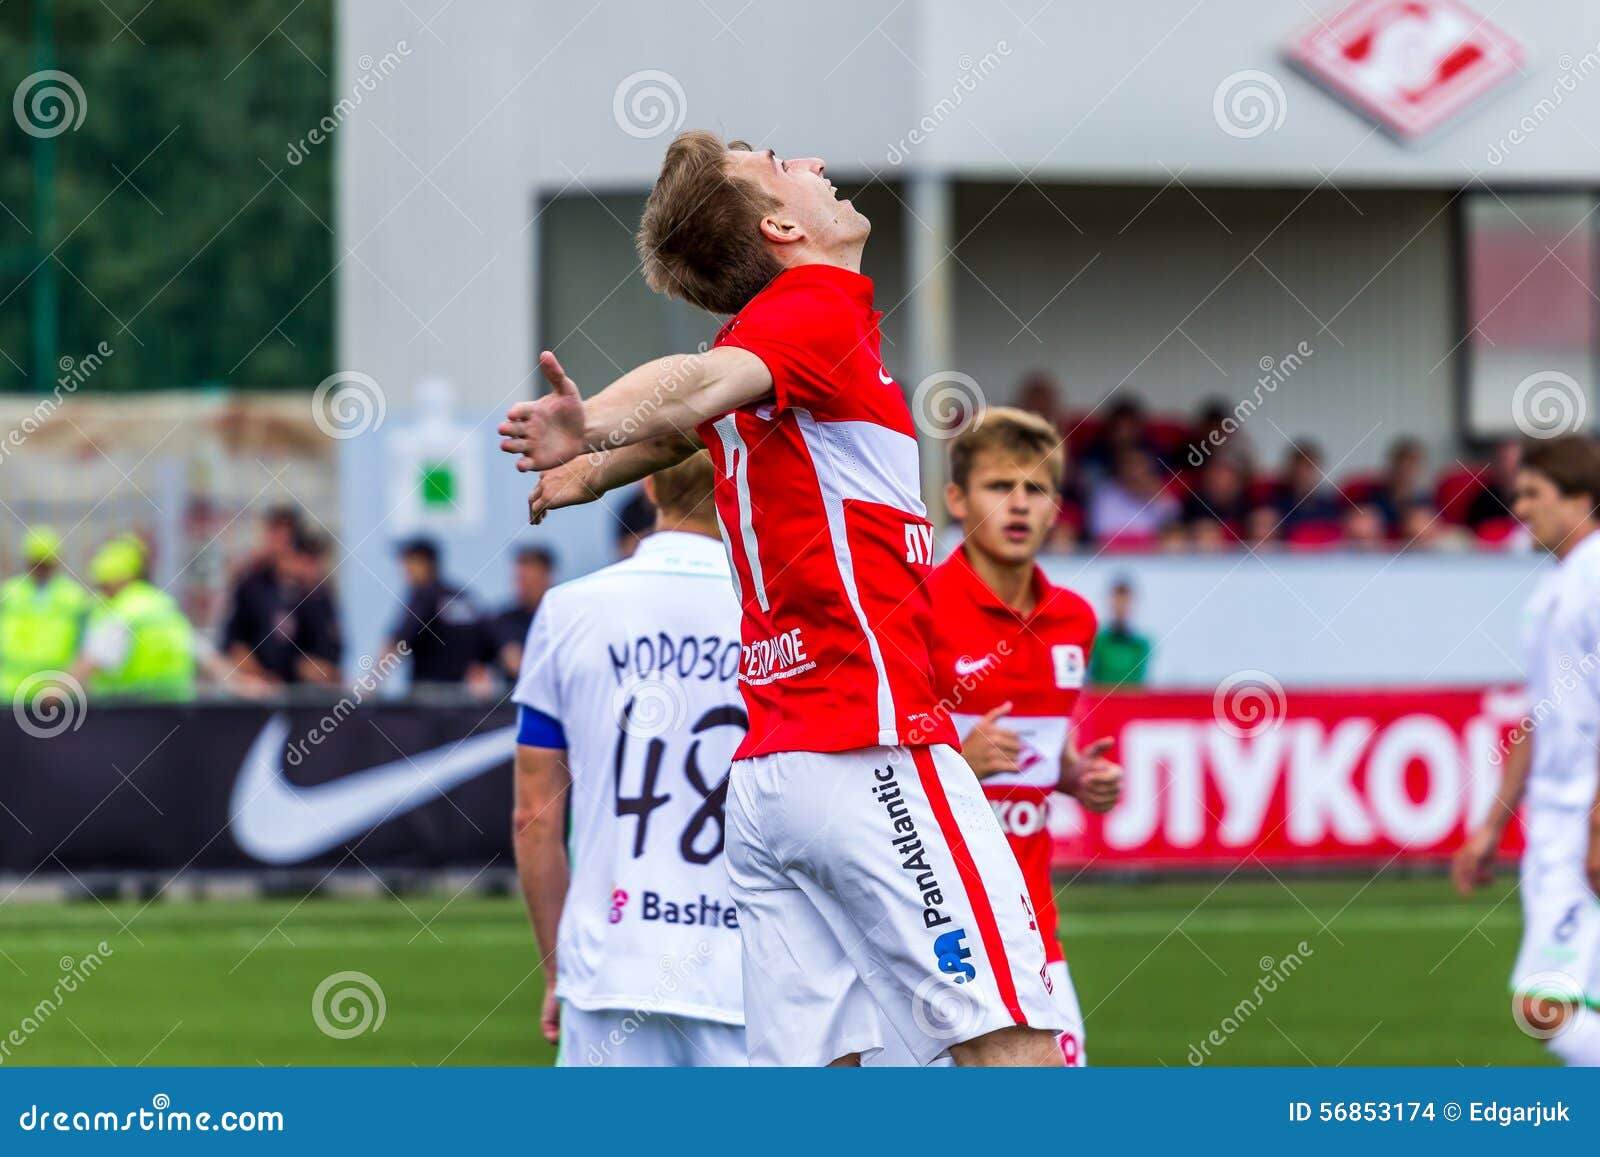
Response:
[1082,395,1152,479]
[1014,370,1065,430]
[0,527,89,702]
[76,539,195,700]
[1341,504,1387,551]
[489,545,557,680]
[1396,503,1469,551]
[1087,447,1180,542]
[1243,505,1281,551]
[221,509,341,687]
[1181,456,1250,545]
[1371,437,1430,530]
[1274,439,1342,531]
[1463,439,1522,529]
[1192,397,1254,472]
[1089,578,1153,688]
[386,537,494,691]
[615,486,656,559]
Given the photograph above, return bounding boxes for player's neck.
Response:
[1555,520,1600,560]
[653,517,720,542]
[788,241,864,275]
[962,541,1037,615]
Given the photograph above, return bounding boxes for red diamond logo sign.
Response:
[1288,0,1525,138]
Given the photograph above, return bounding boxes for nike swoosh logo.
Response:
[228,712,517,864]
[954,656,994,676]
[878,366,895,386]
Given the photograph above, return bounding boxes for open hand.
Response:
[499,351,588,472]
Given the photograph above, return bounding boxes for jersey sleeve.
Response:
[715,284,857,416]
[511,596,564,727]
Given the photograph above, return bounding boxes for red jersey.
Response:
[698,264,958,760]
[925,546,1098,963]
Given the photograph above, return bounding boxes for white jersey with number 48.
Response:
[514,531,746,1025]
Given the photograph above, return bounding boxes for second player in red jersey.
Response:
[927,407,1124,1065]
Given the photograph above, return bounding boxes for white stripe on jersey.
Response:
[711,414,770,611]
[804,418,927,516]
[794,408,899,745]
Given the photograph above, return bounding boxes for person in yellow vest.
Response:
[74,539,196,701]
[0,527,90,703]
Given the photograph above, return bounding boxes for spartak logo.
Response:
[1287,0,1524,139]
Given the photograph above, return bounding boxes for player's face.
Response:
[946,451,1061,566]
[729,148,870,253]
[1512,467,1589,553]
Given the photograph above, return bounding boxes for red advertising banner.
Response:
[1051,685,1527,868]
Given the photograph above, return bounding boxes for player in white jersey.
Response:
[1455,436,1600,1065]
[512,453,748,1066]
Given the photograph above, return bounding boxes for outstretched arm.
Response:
[526,431,702,525]
[499,348,771,473]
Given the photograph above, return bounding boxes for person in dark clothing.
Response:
[221,506,341,687]
[387,536,494,689]
[489,545,556,680]
[1463,439,1522,529]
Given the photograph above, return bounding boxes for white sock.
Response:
[1547,1004,1600,1067]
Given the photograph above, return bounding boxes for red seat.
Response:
[1285,522,1342,550]
[1339,472,1384,505]
[1435,466,1486,524]
[1475,517,1518,545]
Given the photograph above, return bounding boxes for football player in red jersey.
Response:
[926,407,1124,1065]
[499,132,1066,1067]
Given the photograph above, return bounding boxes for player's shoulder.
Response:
[719,266,862,338]
[1037,579,1098,637]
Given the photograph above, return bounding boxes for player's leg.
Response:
[1510,829,1600,1066]
[783,742,1063,1067]
[659,1015,748,1067]
[1047,958,1089,1067]
[725,754,883,1066]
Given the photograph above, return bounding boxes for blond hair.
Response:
[948,406,1065,489]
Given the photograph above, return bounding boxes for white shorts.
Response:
[1048,959,1088,1067]
[1511,807,1600,1007]
[726,742,1062,1067]
[870,956,1089,1068]
[556,1003,746,1067]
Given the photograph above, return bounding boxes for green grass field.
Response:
[0,872,1548,1066]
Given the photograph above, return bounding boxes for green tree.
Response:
[0,0,334,392]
